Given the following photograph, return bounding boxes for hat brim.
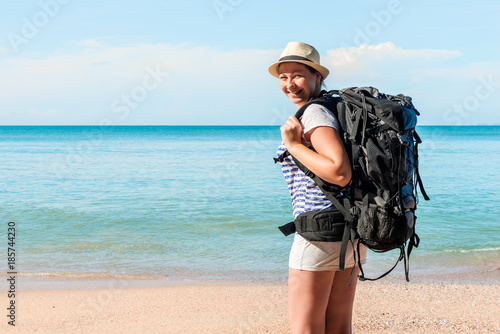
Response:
[268,60,329,80]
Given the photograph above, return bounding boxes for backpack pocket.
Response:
[356,203,407,251]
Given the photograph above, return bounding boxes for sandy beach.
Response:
[2,271,499,334]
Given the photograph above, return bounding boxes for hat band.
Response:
[279,55,314,63]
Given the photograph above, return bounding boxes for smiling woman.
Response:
[268,42,328,108]
[270,41,366,334]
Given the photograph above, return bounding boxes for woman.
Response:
[269,42,367,334]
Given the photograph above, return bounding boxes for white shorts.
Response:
[289,233,368,271]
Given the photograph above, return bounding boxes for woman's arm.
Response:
[281,116,351,187]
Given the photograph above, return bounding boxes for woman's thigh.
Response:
[325,266,360,333]
[288,268,336,333]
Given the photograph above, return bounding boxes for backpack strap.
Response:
[358,246,405,281]
[294,90,340,119]
[273,90,341,164]
[273,150,291,163]
[412,130,430,201]
[278,221,296,236]
[292,157,358,273]
[413,131,430,201]
[293,158,353,221]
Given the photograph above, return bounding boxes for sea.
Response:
[1,125,499,284]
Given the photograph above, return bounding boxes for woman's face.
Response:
[278,62,321,108]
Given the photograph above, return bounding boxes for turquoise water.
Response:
[0,126,499,281]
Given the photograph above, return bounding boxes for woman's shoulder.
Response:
[301,103,339,133]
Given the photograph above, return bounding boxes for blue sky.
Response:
[1,0,499,125]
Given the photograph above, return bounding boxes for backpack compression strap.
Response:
[412,131,430,201]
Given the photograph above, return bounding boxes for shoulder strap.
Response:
[292,158,352,221]
[274,90,340,164]
[292,157,359,273]
[294,90,340,120]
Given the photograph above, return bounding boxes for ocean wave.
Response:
[443,246,500,254]
[0,272,167,280]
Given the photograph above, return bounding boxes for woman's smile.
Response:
[278,62,321,108]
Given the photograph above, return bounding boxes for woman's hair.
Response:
[303,64,326,92]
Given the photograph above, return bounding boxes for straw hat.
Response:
[268,41,329,79]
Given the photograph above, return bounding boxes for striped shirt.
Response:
[276,104,345,219]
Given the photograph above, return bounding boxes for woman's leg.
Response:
[324,266,360,334]
[288,267,336,334]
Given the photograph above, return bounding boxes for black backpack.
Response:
[275,87,430,281]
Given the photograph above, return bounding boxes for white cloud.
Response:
[323,42,463,85]
[66,39,109,48]
[327,42,462,68]
[0,41,498,125]
[0,41,281,125]
[0,46,12,54]
[321,42,499,125]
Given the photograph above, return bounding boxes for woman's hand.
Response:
[280,123,352,187]
[280,116,303,151]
